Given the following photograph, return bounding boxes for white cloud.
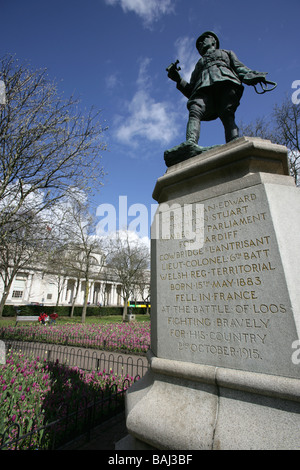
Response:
[105,73,120,89]
[174,36,199,81]
[113,58,180,147]
[115,90,177,145]
[111,39,201,151]
[104,228,150,249]
[104,0,174,26]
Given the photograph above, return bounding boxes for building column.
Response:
[89,281,94,304]
[60,277,68,305]
[111,283,116,306]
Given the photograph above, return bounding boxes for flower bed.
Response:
[0,351,51,449]
[0,321,151,354]
[0,350,136,450]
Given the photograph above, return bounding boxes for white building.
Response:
[4,269,122,307]
[2,255,150,309]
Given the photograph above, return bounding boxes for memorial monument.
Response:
[164,31,276,166]
[117,32,300,450]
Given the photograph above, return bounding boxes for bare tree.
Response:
[45,244,69,307]
[239,95,300,185]
[239,116,274,141]
[0,54,106,241]
[105,231,150,321]
[59,199,105,323]
[273,98,300,185]
[0,211,51,317]
[136,269,151,314]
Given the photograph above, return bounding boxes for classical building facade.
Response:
[3,270,123,307]
[1,254,150,309]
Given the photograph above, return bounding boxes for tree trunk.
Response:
[0,271,17,318]
[0,289,10,318]
[70,278,80,317]
[122,296,128,322]
[81,280,90,323]
[55,284,61,307]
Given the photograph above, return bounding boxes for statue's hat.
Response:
[196,31,220,50]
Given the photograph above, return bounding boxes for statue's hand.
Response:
[243,71,268,85]
[167,68,181,83]
[166,60,182,83]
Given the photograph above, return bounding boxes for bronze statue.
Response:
[165,31,276,166]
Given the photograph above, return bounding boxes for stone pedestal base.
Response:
[118,137,300,450]
[119,351,300,450]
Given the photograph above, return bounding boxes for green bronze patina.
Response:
[165,31,276,167]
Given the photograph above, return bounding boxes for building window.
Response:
[11,274,28,301]
[12,290,23,299]
[47,293,52,300]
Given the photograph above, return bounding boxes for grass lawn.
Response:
[56,314,151,324]
[0,314,150,327]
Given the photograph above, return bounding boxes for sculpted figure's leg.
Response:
[220,112,239,142]
[186,117,200,144]
[186,103,204,145]
[218,85,242,143]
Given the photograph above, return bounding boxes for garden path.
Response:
[60,411,128,450]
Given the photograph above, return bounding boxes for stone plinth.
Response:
[119,137,300,450]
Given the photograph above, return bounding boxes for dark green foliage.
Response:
[3,304,124,317]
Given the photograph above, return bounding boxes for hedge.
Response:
[3,304,122,317]
[2,304,150,317]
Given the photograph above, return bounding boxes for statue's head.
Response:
[196,31,220,55]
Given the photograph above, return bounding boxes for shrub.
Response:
[3,305,124,317]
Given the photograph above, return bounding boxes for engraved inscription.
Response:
[156,189,289,368]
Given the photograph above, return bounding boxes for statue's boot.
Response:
[221,114,240,142]
[186,118,200,144]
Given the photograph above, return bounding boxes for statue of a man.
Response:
[167,31,268,156]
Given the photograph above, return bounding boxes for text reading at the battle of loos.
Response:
[158,191,286,362]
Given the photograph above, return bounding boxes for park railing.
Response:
[2,339,149,378]
[0,339,149,450]
[0,377,137,450]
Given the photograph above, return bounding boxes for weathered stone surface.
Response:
[151,137,300,379]
[120,137,300,450]
[123,353,300,450]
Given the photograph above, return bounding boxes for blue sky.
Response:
[1,0,299,238]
